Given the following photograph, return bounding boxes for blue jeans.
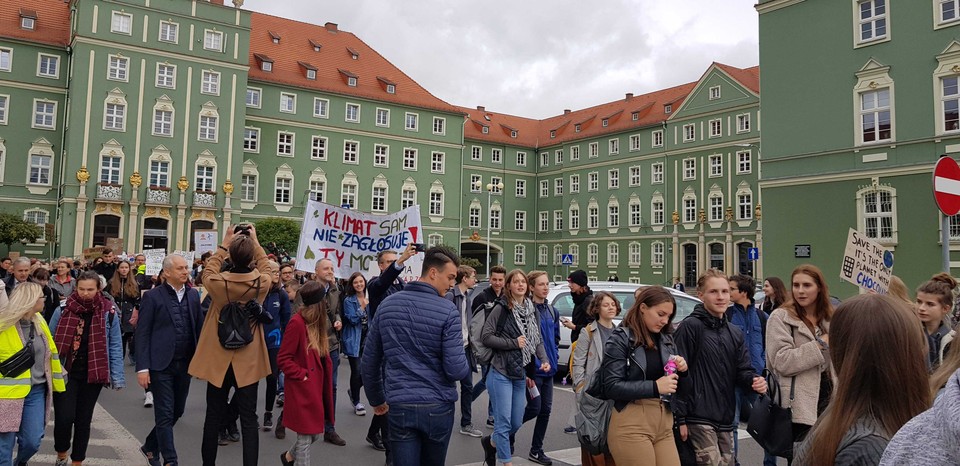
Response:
[387,402,455,466]
[326,349,340,432]
[734,387,777,466]
[521,375,553,454]
[0,384,46,466]
[487,369,525,464]
[144,358,192,466]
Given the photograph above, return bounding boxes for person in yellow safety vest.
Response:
[0,281,66,466]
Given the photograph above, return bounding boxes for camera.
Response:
[412,243,425,252]
[234,223,252,235]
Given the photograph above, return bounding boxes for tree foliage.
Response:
[0,213,42,252]
[255,217,301,257]
[460,256,482,270]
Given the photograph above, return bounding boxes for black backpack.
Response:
[217,277,264,350]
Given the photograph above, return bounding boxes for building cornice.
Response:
[759,164,931,188]
[0,79,66,95]
[71,36,250,71]
[244,115,464,150]
[756,0,806,15]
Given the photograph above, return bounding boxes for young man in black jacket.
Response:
[673,269,766,466]
[468,265,506,429]
[562,270,593,346]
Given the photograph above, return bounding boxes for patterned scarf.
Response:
[53,293,111,384]
[512,298,541,367]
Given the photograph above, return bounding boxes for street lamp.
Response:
[475,179,504,277]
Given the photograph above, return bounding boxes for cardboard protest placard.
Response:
[143,249,166,276]
[105,237,124,253]
[295,201,423,280]
[839,228,894,293]
[194,230,218,256]
[82,247,104,261]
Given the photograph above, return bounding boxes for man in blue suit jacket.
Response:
[135,254,204,466]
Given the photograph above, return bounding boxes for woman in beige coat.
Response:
[765,264,834,460]
[188,225,273,466]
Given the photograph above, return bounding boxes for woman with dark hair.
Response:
[760,276,787,315]
[342,271,368,416]
[914,273,957,368]
[189,225,273,466]
[106,261,141,365]
[261,261,291,432]
[766,264,834,458]
[792,294,930,466]
[29,267,62,323]
[601,286,687,465]
[277,280,335,466]
[50,270,124,466]
[50,259,76,301]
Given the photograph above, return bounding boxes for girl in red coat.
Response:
[277,281,334,466]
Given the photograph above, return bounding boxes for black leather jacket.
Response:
[600,326,682,412]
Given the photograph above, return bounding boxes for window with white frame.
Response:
[346,103,360,123]
[683,158,696,180]
[570,146,580,161]
[570,205,580,230]
[37,54,58,78]
[201,71,220,95]
[157,64,176,88]
[737,113,751,133]
[517,152,526,167]
[709,85,721,100]
[652,198,664,225]
[540,152,548,167]
[539,211,549,232]
[341,181,357,209]
[472,146,482,161]
[608,202,620,228]
[376,108,389,127]
[569,174,580,193]
[553,245,562,265]
[709,154,722,177]
[311,136,327,160]
[23,210,47,241]
[33,100,56,129]
[710,194,724,221]
[608,169,619,189]
[652,163,664,184]
[652,242,665,266]
[308,98,327,118]
[860,88,892,143]
[490,177,503,194]
[570,244,580,265]
[490,205,501,230]
[280,93,296,113]
[609,138,619,155]
[858,0,887,44]
[607,243,619,265]
[433,117,445,135]
[470,175,482,193]
[405,112,418,131]
[307,179,324,202]
[587,172,599,192]
[737,151,752,174]
[277,132,294,156]
[153,107,173,137]
[588,204,599,229]
[403,148,417,170]
[343,141,359,164]
[0,95,6,124]
[629,200,642,226]
[629,242,641,266]
[554,178,563,196]
[159,21,178,43]
[941,0,960,24]
[515,211,526,231]
[427,234,442,247]
[652,130,664,147]
[555,150,563,165]
[241,174,257,202]
[104,101,125,131]
[0,48,11,72]
[274,176,292,204]
[198,114,218,142]
[108,55,128,81]
[492,149,502,164]
[245,87,260,107]
[29,154,52,185]
[372,185,387,212]
[150,160,170,188]
[241,128,259,152]
[195,164,215,192]
[629,134,641,151]
[539,180,548,198]
[512,244,526,265]
[204,30,223,51]
[684,197,697,223]
[858,185,897,242]
[374,144,388,167]
[111,11,132,34]
[709,119,721,137]
[738,191,753,220]
[683,124,695,142]
[587,244,599,266]
[431,152,444,173]
[588,142,599,158]
[401,187,416,209]
[943,77,960,133]
[469,204,482,228]
[99,154,121,184]
[629,166,641,187]
[554,210,563,231]
[516,179,526,197]
[539,245,549,265]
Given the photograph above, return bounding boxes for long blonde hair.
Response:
[297,281,329,355]
[0,282,44,332]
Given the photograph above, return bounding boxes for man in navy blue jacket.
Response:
[362,246,470,466]
[135,254,204,466]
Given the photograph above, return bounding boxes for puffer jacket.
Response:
[673,304,757,431]
[262,287,291,350]
[765,307,830,427]
[481,300,548,380]
[726,301,765,374]
[361,281,470,407]
[880,369,960,466]
[600,327,682,412]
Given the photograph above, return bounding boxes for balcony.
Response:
[145,186,171,205]
[96,183,123,202]
[193,190,217,208]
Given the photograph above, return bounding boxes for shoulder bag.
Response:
[746,326,796,458]
[0,324,36,378]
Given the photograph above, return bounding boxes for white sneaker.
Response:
[144,392,154,408]
[354,403,366,416]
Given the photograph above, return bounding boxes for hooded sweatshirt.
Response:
[879,369,960,466]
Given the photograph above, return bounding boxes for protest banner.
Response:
[105,237,124,253]
[82,247,104,261]
[194,230,218,256]
[295,201,423,280]
[173,250,195,264]
[143,248,166,276]
[839,228,894,293]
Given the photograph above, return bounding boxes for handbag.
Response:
[0,323,36,378]
[746,368,795,458]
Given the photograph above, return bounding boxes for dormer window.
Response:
[339,69,358,87]
[306,70,316,79]
[268,31,280,44]
[664,104,672,114]
[386,84,395,94]
[482,126,489,134]
[575,124,581,133]
[377,76,396,94]
[20,9,37,30]
[298,61,317,80]
[347,47,359,60]
[348,77,357,86]
[254,54,274,72]
[602,119,609,127]
[309,39,322,52]
[550,130,556,138]
[632,112,639,121]
[511,130,518,138]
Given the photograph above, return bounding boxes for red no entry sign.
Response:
[934,156,960,216]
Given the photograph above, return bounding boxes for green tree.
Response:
[0,213,42,252]
[255,217,301,258]
[460,256,482,270]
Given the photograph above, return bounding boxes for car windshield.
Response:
[550,291,699,322]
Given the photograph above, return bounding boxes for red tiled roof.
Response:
[0,1,70,47]
[715,63,760,94]
[249,13,461,115]
[456,106,542,148]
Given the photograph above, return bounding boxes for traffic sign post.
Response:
[561,254,574,265]
[747,247,759,261]
[934,155,960,273]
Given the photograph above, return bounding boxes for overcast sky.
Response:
[253,1,759,119]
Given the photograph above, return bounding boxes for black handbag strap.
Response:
[788,326,796,402]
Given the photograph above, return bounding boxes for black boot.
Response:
[274,411,286,440]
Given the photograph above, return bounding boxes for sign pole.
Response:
[933,155,960,275]
[944,215,952,273]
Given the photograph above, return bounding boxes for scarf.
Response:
[53,293,111,384]
[512,298,541,367]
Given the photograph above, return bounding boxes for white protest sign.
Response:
[143,248,166,276]
[839,228,895,293]
[194,230,218,256]
[295,201,423,280]
[173,250,195,264]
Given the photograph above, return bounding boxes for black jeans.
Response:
[521,375,554,454]
[368,413,391,463]
[53,377,103,461]
[458,346,474,428]
[201,366,259,466]
[266,348,279,412]
[347,356,363,405]
[144,358,191,465]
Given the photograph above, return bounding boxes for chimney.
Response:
[324,22,338,32]
[477,106,485,112]
[625,93,634,100]
[564,109,571,115]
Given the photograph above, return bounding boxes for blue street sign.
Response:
[748,247,760,261]
[341,203,351,209]
[561,254,574,265]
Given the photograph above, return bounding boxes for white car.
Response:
[548,281,702,375]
